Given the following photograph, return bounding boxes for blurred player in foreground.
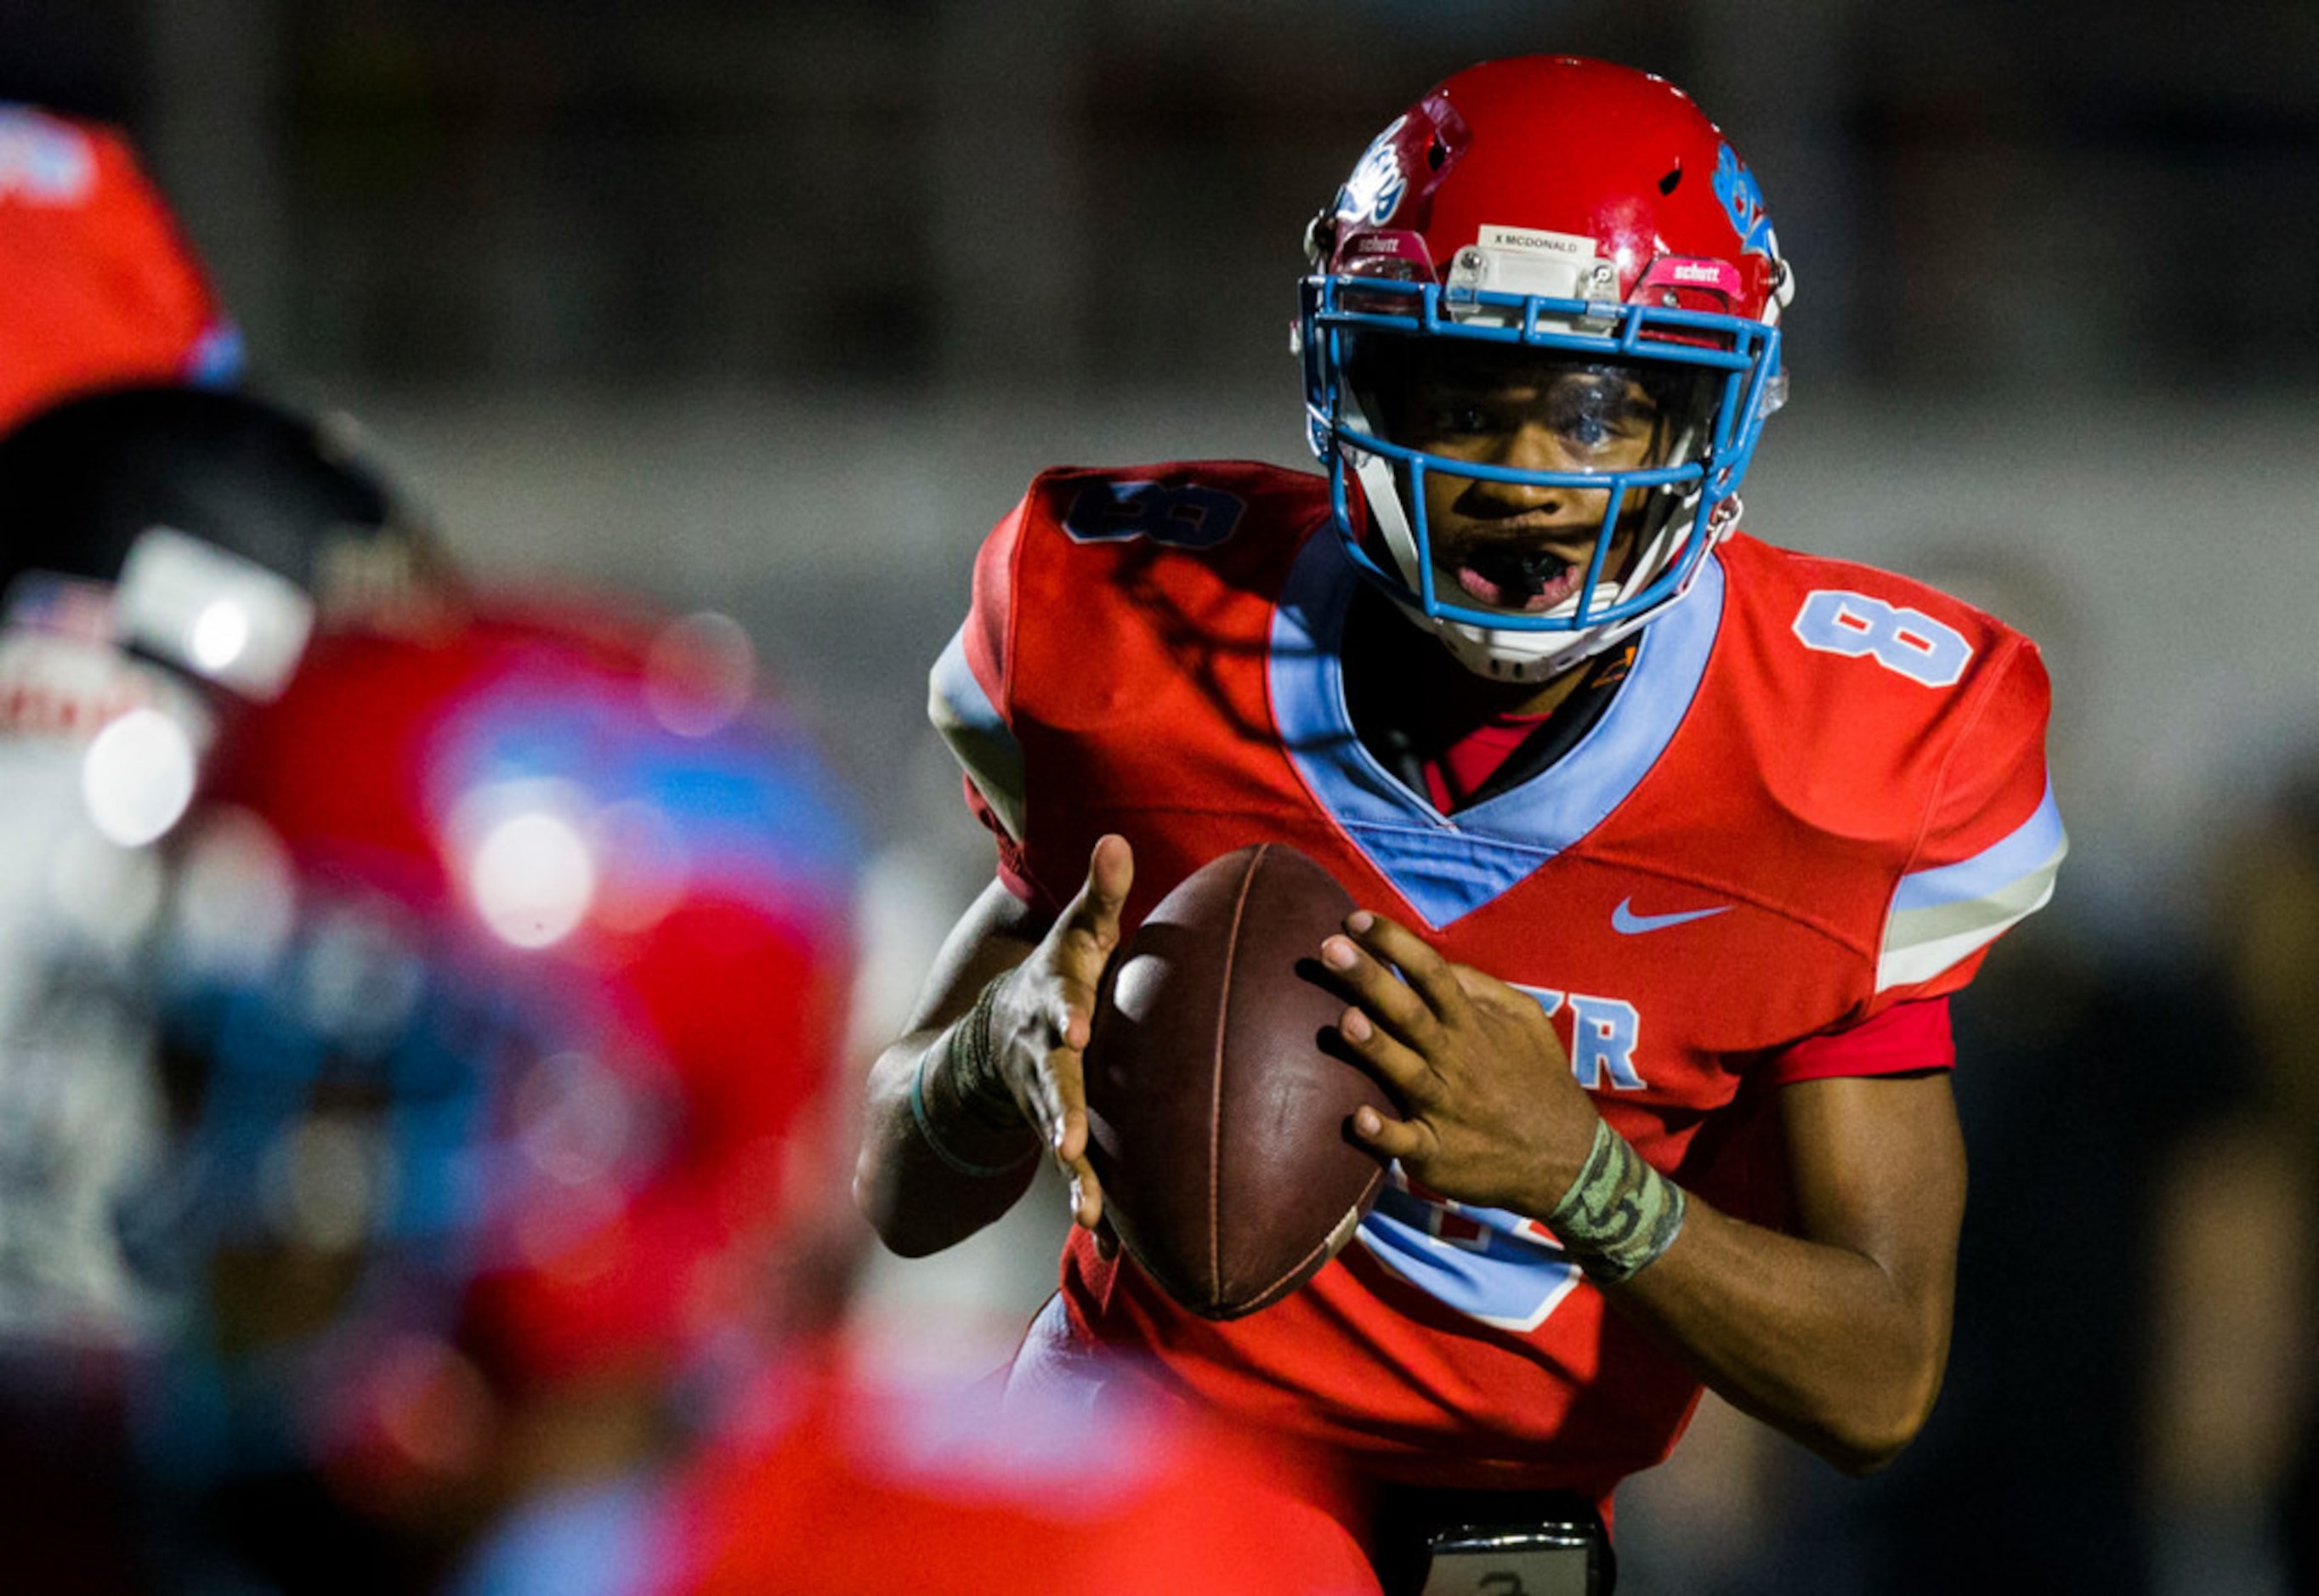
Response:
[0,103,241,431]
[0,379,447,1586]
[0,381,441,1352]
[128,603,863,1592]
[857,54,2065,1593]
[121,602,1379,1594]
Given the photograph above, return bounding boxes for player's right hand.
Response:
[989,834,1132,1242]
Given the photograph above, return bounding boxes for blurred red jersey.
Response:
[660,1345,1381,1596]
[0,104,239,432]
[930,460,2063,1510]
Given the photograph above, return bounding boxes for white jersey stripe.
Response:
[927,625,1026,843]
[1877,781,2067,990]
[1891,779,2067,914]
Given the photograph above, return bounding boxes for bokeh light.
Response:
[80,705,197,846]
[468,807,597,950]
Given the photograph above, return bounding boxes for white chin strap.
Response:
[1411,596,1636,682]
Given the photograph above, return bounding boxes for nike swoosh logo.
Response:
[1612,897,1732,934]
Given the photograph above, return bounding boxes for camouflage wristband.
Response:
[1548,1118,1687,1285]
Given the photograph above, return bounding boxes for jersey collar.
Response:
[1270,535,1722,929]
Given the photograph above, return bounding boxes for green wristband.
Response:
[1548,1118,1687,1285]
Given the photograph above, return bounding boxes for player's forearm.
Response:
[1602,1197,1955,1474]
[853,879,1055,1255]
[853,1023,1042,1256]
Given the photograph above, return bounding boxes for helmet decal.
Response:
[1336,114,1410,227]
[0,107,98,201]
[1711,144,1779,262]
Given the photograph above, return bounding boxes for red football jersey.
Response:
[662,1348,1381,1595]
[928,461,2064,1508]
[0,105,239,433]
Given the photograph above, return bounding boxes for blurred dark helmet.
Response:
[0,382,449,707]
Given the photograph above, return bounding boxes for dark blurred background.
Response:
[7,3,2318,1592]
[9,0,2311,930]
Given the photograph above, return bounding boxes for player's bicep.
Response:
[1778,1072,1965,1322]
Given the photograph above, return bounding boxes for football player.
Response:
[0,379,448,1588]
[0,382,445,1346]
[858,55,2064,1593]
[0,104,241,432]
[122,602,866,1590]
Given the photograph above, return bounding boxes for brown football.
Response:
[1083,842,1390,1320]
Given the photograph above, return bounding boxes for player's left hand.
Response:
[1322,909,1601,1218]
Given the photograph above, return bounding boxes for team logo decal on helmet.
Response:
[1337,116,1413,227]
[0,107,99,201]
[1712,144,1780,263]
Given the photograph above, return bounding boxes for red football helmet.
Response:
[1299,56,1795,679]
[139,602,865,1503]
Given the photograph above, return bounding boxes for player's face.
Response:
[1368,348,1698,616]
